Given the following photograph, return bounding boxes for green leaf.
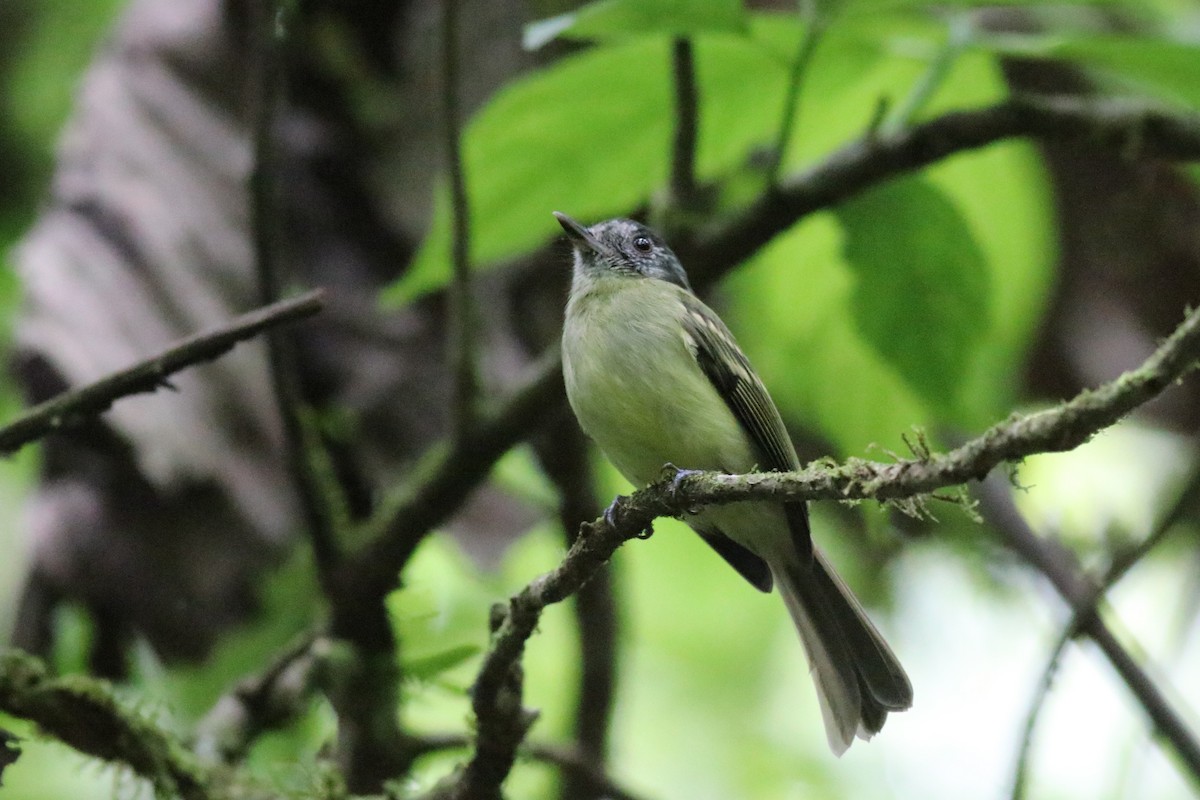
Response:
[382,38,671,305]
[403,644,482,681]
[845,0,1120,10]
[835,176,990,414]
[524,0,748,51]
[723,48,1055,455]
[386,24,798,305]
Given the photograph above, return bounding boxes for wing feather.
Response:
[679,293,812,561]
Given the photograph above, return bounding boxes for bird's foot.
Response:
[662,463,702,496]
[602,497,623,529]
[598,497,654,540]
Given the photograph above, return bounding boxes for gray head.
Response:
[554,212,692,292]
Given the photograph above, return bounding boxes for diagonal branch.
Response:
[329,352,564,641]
[978,475,1200,790]
[0,289,325,456]
[666,301,1200,508]
[444,300,1200,798]
[1009,468,1200,799]
[685,95,1200,284]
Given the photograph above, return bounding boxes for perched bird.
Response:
[556,212,912,754]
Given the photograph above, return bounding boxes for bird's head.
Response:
[554,212,692,292]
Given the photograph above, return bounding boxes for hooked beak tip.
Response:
[553,211,591,245]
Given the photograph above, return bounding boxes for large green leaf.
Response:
[383,39,670,304]
[723,45,1055,455]
[386,23,802,304]
[524,0,748,51]
[835,176,990,415]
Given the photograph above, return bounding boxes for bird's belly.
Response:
[563,307,757,489]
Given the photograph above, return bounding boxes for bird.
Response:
[555,211,912,754]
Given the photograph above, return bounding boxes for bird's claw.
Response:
[602,498,622,529]
[662,463,701,496]
[599,498,654,540]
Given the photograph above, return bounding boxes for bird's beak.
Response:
[554,212,602,254]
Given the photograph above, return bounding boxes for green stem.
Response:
[769,0,826,186]
[883,12,973,136]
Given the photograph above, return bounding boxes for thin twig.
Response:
[662,304,1200,508]
[329,351,564,642]
[1010,468,1200,799]
[193,632,324,765]
[532,415,618,800]
[447,505,637,800]
[670,37,698,208]
[978,476,1200,792]
[0,291,325,456]
[408,733,650,800]
[767,0,824,185]
[443,0,478,441]
[249,0,343,580]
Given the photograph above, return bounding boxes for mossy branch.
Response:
[0,650,213,800]
[446,302,1200,797]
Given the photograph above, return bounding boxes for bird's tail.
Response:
[774,551,913,755]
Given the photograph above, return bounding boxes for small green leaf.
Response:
[835,176,991,414]
[403,644,482,681]
[524,0,748,51]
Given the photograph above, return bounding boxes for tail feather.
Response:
[775,551,912,755]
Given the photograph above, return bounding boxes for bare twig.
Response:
[978,476,1200,791]
[443,0,478,440]
[664,303,1200,508]
[0,650,211,800]
[409,733,650,800]
[0,291,325,456]
[329,352,564,642]
[249,0,343,580]
[670,37,698,208]
[446,506,638,800]
[532,415,618,800]
[194,632,325,765]
[1010,468,1200,799]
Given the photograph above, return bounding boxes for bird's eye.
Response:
[633,235,652,252]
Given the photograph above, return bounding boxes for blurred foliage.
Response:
[4,0,1200,799]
